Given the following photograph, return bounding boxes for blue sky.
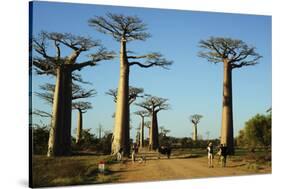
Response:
[31,1,271,140]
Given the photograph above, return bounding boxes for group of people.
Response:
[207,142,228,168]
[117,142,228,168]
[116,143,143,163]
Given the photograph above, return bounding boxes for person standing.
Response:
[131,143,137,163]
[117,148,123,161]
[220,144,228,167]
[207,142,214,168]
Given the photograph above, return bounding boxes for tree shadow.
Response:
[227,163,247,168]
[71,151,103,156]
[133,154,203,161]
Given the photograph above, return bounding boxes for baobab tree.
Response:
[35,83,96,104]
[89,13,172,155]
[135,126,141,146]
[33,32,114,156]
[106,86,144,118]
[189,114,203,141]
[134,110,149,148]
[136,96,170,150]
[106,86,144,105]
[35,83,96,146]
[198,37,262,154]
[106,86,144,154]
[72,101,92,144]
[159,126,170,136]
[32,109,52,118]
[144,121,151,148]
[96,124,104,140]
[163,129,170,137]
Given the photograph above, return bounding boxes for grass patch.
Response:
[31,154,118,187]
[229,148,271,173]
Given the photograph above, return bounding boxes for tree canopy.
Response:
[198,37,262,69]
[89,13,173,69]
[35,83,97,104]
[189,114,203,125]
[135,96,170,113]
[106,86,144,104]
[88,13,150,42]
[134,110,150,117]
[72,101,92,113]
[32,31,115,75]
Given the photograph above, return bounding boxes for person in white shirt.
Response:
[207,142,214,168]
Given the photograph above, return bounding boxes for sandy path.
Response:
[110,152,267,183]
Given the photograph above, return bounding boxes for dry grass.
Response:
[31,148,271,187]
[31,154,117,187]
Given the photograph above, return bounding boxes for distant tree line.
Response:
[31,125,113,155]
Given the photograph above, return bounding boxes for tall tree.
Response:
[35,83,96,146]
[189,114,203,141]
[136,96,170,150]
[96,124,104,140]
[144,121,151,148]
[135,126,141,146]
[106,86,144,149]
[72,102,92,144]
[89,13,172,155]
[134,110,150,148]
[33,32,114,156]
[198,37,261,154]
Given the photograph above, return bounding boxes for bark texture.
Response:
[76,110,83,144]
[47,67,72,157]
[112,39,130,155]
[140,116,144,148]
[150,111,159,150]
[220,60,234,154]
[193,125,198,141]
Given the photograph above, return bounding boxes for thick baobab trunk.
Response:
[220,60,234,154]
[47,66,72,157]
[76,110,83,144]
[112,39,130,155]
[150,111,159,150]
[193,124,198,141]
[140,117,144,148]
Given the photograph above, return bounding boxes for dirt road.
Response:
[110,151,270,183]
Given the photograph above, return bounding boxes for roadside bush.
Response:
[236,112,271,150]
[72,129,112,155]
[31,125,49,155]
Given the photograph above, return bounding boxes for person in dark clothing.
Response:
[219,144,228,167]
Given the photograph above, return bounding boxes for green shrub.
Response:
[31,125,49,155]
